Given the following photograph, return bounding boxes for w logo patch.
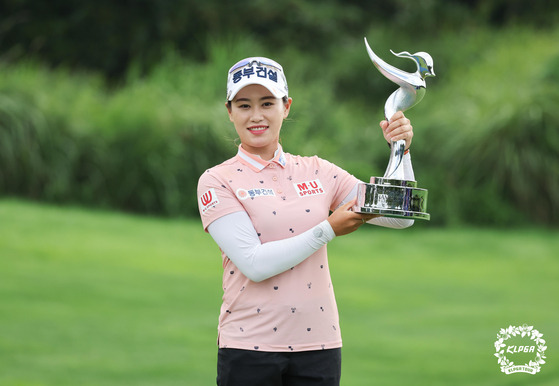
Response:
[199,188,220,214]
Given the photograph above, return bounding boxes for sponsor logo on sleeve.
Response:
[293,179,325,197]
[199,188,219,214]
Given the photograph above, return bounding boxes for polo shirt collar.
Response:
[236,144,287,172]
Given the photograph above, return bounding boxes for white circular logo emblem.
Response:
[494,325,547,374]
[236,188,249,200]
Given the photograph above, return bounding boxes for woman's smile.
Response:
[247,125,269,135]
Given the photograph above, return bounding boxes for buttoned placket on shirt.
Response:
[237,146,287,197]
[236,144,287,172]
[235,145,286,199]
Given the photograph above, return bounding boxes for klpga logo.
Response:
[494,325,547,375]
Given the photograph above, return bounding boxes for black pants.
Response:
[217,348,342,386]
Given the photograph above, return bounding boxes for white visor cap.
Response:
[227,57,288,101]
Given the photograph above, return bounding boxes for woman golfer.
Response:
[197,57,415,385]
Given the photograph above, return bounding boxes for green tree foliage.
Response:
[0,60,232,216]
[1,1,559,226]
[411,28,559,226]
[2,0,558,78]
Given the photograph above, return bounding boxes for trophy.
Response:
[355,37,435,220]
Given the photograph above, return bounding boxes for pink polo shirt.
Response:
[197,145,358,352]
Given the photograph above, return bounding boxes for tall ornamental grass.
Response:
[412,28,559,226]
[0,59,231,216]
[1,28,558,226]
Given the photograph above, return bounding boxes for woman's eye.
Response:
[263,102,273,107]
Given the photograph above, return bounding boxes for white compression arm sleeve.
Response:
[207,211,336,283]
[342,152,415,229]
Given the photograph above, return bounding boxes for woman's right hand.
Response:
[327,199,379,236]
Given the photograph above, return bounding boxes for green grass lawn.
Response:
[1,199,557,385]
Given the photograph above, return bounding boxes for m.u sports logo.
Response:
[199,188,220,214]
[293,179,325,197]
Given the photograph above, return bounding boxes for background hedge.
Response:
[1,1,558,226]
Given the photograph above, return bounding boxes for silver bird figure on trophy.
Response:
[364,37,435,179]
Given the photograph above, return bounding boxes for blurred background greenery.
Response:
[2,2,559,385]
[1,0,558,227]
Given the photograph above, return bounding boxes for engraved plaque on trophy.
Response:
[355,37,435,220]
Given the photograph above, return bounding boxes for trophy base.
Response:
[355,177,430,220]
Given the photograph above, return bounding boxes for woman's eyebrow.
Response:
[234,96,276,103]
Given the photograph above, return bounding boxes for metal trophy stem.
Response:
[385,139,406,180]
[355,38,435,220]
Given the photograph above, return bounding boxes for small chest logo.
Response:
[236,188,276,200]
[199,188,219,214]
[294,179,325,197]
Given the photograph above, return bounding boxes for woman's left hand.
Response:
[380,111,414,151]
[327,199,379,237]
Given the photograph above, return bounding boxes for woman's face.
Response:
[227,84,291,160]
